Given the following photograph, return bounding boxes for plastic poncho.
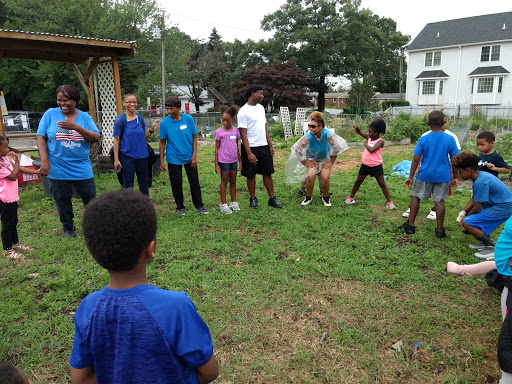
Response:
[285,129,348,183]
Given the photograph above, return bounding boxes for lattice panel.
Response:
[280,107,293,140]
[295,108,307,136]
[96,59,117,155]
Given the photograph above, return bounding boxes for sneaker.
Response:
[176,208,186,215]
[250,196,258,209]
[468,241,487,250]
[301,196,312,206]
[427,210,437,220]
[401,221,416,235]
[474,246,495,260]
[196,206,209,214]
[268,197,282,208]
[402,208,410,218]
[297,189,305,197]
[219,204,232,214]
[64,230,77,238]
[344,197,355,204]
[229,202,240,211]
[3,249,25,259]
[322,196,331,207]
[435,227,446,239]
[387,201,396,210]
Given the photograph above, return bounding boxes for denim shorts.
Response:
[412,180,450,201]
[218,161,237,172]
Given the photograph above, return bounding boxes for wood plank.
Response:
[111,57,123,115]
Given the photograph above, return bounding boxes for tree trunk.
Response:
[317,75,326,112]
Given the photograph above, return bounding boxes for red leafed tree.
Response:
[233,61,312,112]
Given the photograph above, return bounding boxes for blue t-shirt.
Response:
[479,151,510,177]
[70,285,213,384]
[495,217,512,277]
[113,114,149,159]
[473,171,512,218]
[305,129,332,160]
[159,114,197,165]
[414,131,459,183]
[37,108,100,180]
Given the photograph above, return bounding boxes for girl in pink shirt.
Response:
[345,120,395,209]
[214,105,241,214]
[0,136,40,259]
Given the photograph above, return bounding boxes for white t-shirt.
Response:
[237,103,268,147]
[421,129,461,149]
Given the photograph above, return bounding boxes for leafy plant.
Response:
[384,112,429,141]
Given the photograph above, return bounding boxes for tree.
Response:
[346,74,379,115]
[233,61,311,112]
[261,0,409,111]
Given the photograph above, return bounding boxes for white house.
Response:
[170,85,214,114]
[406,12,512,117]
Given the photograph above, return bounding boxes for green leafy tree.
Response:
[346,74,379,114]
[233,61,311,112]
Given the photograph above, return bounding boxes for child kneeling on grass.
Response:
[70,189,218,384]
[0,136,39,259]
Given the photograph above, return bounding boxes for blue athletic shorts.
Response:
[463,210,509,236]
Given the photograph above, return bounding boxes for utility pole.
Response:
[161,13,165,118]
[399,54,403,100]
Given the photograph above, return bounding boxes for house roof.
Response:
[415,70,450,79]
[407,12,512,51]
[324,92,349,98]
[468,66,510,76]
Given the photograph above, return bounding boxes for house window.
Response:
[424,51,441,66]
[477,77,494,93]
[481,45,501,61]
[332,98,337,102]
[498,77,503,93]
[422,81,436,95]
[439,81,444,95]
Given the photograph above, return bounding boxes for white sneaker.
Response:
[344,197,356,204]
[468,241,486,250]
[229,202,240,211]
[322,196,331,207]
[402,208,410,218]
[219,204,233,214]
[426,210,437,220]
[474,246,495,260]
[301,197,312,206]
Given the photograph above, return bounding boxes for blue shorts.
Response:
[218,162,237,172]
[463,210,509,236]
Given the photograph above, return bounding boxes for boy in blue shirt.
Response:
[69,189,218,384]
[403,110,459,238]
[476,131,510,177]
[159,96,208,215]
[452,152,512,260]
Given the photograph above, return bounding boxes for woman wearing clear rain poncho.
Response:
[285,111,348,207]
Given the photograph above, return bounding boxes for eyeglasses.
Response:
[308,124,320,129]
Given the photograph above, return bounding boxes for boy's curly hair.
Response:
[220,105,239,119]
[369,119,386,134]
[451,151,480,170]
[476,131,495,143]
[309,111,324,127]
[82,189,157,272]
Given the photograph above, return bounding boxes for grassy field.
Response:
[0,141,506,383]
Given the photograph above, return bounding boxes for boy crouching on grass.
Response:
[69,189,218,384]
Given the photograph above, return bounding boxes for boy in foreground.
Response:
[69,189,218,384]
[452,152,512,260]
[402,110,459,238]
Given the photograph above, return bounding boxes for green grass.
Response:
[0,143,506,383]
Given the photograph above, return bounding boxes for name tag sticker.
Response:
[369,142,375,147]
[180,125,187,130]
[229,134,237,140]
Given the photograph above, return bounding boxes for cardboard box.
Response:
[18,165,40,184]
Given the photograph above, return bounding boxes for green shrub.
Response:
[268,123,285,140]
[381,100,410,110]
[384,112,429,142]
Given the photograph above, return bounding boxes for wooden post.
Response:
[87,59,97,124]
[111,56,123,116]
[0,110,4,137]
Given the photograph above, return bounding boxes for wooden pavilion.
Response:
[0,29,136,154]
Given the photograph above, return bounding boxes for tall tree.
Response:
[233,61,311,112]
[346,74,379,114]
[261,0,409,111]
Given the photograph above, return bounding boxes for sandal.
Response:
[3,249,25,259]
[12,244,34,252]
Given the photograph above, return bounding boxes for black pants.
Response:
[168,163,203,210]
[0,200,18,250]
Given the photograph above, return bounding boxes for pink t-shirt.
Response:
[361,138,383,167]
[0,156,19,203]
[214,127,240,164]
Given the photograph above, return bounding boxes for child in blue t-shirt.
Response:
[403,110,459,239]
[69,189,218,384]
[451,151,512,260]
[476,131,510,177]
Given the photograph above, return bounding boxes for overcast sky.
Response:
[164,0,511,44]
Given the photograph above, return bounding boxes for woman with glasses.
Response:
[285,111,347,207]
